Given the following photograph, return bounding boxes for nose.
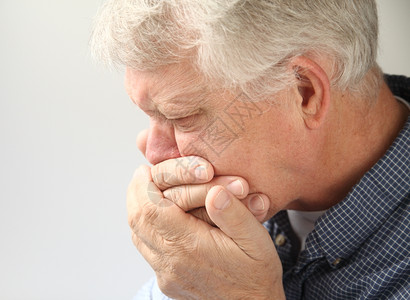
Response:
[144,119,181,165]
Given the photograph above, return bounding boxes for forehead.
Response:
[125,65,210,113]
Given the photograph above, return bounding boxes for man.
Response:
[91,1,409,299]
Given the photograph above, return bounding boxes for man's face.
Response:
[125,64,311,215]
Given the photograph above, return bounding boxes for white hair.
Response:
[90,0,382,98]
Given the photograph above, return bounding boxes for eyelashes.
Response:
[172,114,199,131]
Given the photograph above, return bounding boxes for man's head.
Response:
[91,0,381,98]
[91,0,388,215]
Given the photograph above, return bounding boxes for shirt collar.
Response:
[304,76,410,267]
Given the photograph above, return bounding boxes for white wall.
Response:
[378,0,410,76]
[0,1,408,299]
[0,1,152,300]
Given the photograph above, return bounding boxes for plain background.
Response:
[0,1,409,299]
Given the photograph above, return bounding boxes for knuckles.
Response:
[189,207,215,226]
[151,156,213,190]
[163,186,183,203]
[126,163,283,299]
[127,198,160,235]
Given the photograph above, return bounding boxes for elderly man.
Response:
[91,0,409,299]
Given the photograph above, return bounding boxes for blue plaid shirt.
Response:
[134,75,410,300]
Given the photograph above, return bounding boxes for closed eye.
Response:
[171,114,200,132]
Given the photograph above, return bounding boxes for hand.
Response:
[127,166,285,299]
[136,129,270,224]
[150,156,270,224]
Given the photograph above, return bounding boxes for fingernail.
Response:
[214,189,231,210]
[249,195,265,212]
[194,165,208,181]
[226,180,244,196]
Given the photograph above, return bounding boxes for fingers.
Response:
[163,176,249,211]
[189,207,215,226]
[151,156,214,190]
[163,174,269,224]
[189,193,269,226]
[205,186,274,261]
[126,165,152,219]
[127,165,167,233]
[136,133,215,190]
[241,193,270,223]
[127,165,205,247]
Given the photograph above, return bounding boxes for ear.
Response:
[290,56,331,129]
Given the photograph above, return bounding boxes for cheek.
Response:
[174,132,217,162]
[174,130,250,178]
[174,131,235,176]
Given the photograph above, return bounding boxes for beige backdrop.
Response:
[0,1,408,299]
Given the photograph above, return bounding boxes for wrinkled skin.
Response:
[125,52,410,298]
[125,58,334,299]
[127,160,285,299]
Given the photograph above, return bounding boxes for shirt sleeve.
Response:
[133,277,173,300]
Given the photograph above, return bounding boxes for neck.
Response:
[298,81,409,211]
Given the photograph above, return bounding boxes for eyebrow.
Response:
[154,88,210,118]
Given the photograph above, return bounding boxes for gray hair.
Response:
[90,0,382,98]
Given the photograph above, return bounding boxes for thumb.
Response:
[205,186,273,260]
